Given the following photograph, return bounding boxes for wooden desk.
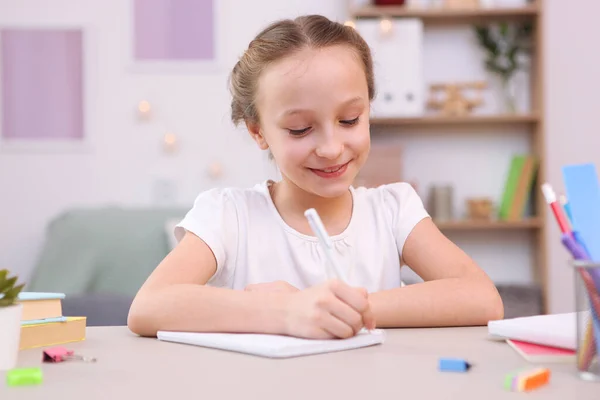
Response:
[1,326,598,399]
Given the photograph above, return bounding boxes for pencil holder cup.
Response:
[572,260,600,381]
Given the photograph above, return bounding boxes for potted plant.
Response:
[474,22,532,113]
[0,269,24,370]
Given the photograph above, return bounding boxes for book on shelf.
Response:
[498,154,538,221]
[15,292,87,350]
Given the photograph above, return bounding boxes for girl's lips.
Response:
[309,161,350,179]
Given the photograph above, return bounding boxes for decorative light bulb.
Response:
[207,162,223,179]
[163,132,178,153]
[137,100,152,120]
[380,18,393,36]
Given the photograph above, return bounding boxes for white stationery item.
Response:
[157,329,386,358]
[355,18,424,117]
[304,208,347,281]
[488,312,581,350]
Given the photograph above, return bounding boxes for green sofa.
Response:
[26,206,187,326]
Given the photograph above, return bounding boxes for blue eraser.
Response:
[439,358,471,372]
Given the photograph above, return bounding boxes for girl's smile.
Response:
[308,160,352,179]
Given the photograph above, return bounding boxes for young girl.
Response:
[128,14,504,339]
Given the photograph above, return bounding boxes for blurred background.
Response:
[0,0,598,325]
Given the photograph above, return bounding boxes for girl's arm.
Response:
[127,232,287,337]
[127,232,374,338]
[369,218,504,328]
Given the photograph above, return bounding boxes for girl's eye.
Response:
[341,117,359,126]
[288,127,311,136]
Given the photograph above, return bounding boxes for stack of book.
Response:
[17,292,87,350]
[498,154,539,221]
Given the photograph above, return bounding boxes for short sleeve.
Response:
[381,182,430,258]
[174,188,238,281]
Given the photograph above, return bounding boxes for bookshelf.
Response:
[348,0,548,312]
[370,113,539,127]
[352,3,538,22]
[435,217,542,231]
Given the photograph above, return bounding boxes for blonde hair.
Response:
[229,14,375,127]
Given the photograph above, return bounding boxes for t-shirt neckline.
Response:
[260,180,356,242]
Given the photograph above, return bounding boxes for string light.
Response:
[207,162,223,179]
[344,20,356,29]
[137,100,152,120]
[163,132,178,153]
[379,17,393,36]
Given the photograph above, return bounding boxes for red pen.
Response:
[541,183,572,236]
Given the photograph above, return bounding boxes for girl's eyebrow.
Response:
[281,96,365,118]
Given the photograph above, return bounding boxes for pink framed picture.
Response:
[1,28,85,150]
[131,0,218,72]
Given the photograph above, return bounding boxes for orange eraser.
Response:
[522,368,550,392]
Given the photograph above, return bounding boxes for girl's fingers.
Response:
[320,310,356,339]
[324,296,364,335]
[328,280,369,314]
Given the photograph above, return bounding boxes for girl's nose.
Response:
[315,130,344,160]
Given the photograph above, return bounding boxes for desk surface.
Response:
[1,326,598,399]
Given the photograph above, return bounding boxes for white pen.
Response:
[305,208,373,334]
[304,208,347,282]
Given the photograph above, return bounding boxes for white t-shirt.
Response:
[174,180,430,293]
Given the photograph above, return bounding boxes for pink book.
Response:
[507,339,576,363]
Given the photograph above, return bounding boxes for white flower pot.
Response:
[0,304,22,371]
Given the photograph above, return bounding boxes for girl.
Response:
[128,14,504,339]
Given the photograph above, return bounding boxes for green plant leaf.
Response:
[475,27,499,56]
[0,283,24,307]
[0,277,17,294]
[474,21,532,81]
[485,59,508,76]
[0,270,7,282]
[0,298,15,307]
[500,22,509,37]
[4,283,24,299]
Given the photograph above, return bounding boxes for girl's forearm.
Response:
[127,284,289,337]
[369,277,504,328]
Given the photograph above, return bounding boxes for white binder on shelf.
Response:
[355,18,424,118]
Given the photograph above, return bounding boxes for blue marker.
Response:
[439,358,471,372]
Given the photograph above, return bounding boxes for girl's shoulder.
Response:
[352,181,429,225]
[353,181,423,208]
[189,180,273,214]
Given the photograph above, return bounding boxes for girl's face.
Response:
[249,45,371,199]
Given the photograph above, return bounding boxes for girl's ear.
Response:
[246,122,269,150]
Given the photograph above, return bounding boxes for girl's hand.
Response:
[283,279,376,340]
[244,280,300,293]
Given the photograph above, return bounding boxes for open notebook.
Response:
[157,329,386,358]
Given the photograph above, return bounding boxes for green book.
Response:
[499,155,525,220]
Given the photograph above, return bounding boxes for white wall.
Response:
[0,0,347,282]
[1,0,596,315]
[544,0,600,313]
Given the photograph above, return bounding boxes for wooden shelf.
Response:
[370,114,539,127]
[435,218,542,231]
[352,4,538,23]
[349,1,548,312]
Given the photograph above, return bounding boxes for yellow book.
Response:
[19,316,86,350]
